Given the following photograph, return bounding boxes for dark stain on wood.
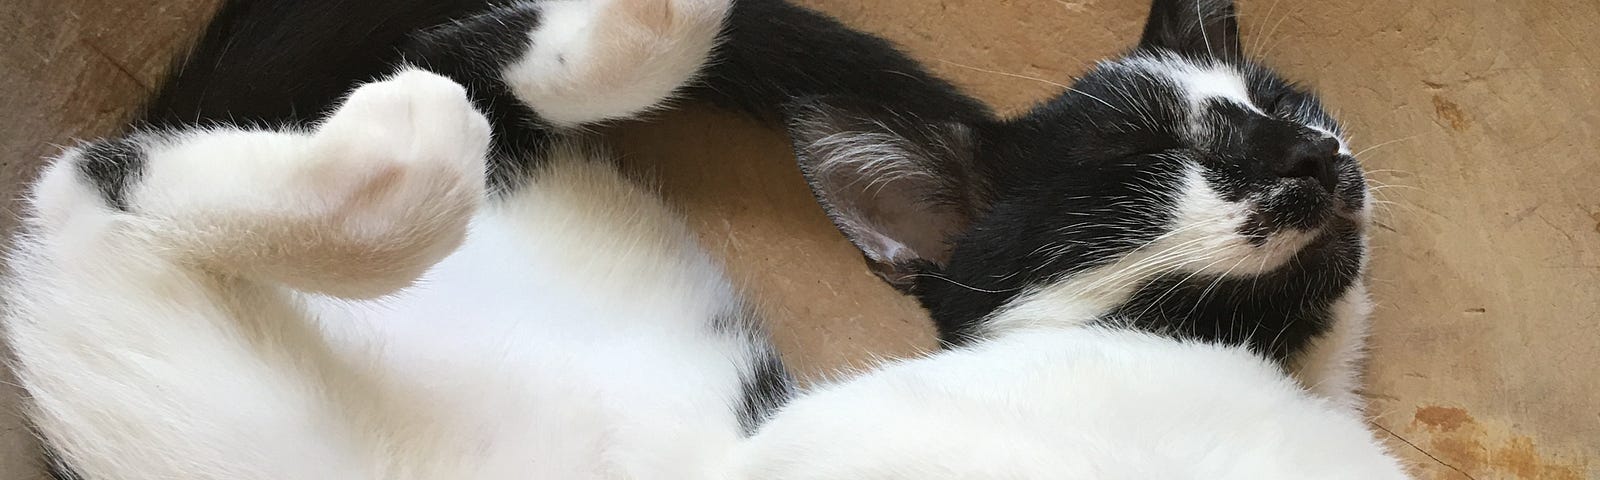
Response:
[1415,405,1473,432]
[1408,405,1590,479]
[1432,94,1471,132]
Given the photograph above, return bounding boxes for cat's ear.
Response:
[1138,0,1243,61]
[786,96,989,291]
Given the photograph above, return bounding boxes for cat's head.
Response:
[789,0,1369,360]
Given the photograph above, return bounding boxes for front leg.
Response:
[92,69,487,298]
[5,69,489,479]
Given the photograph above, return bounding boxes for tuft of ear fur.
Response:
[1138,0,1242,62]
[785,97,987,290]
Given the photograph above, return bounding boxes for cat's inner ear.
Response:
[1138,0,1243,61]
[786,97,986,291]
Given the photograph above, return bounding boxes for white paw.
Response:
[307,69,491,237]
[506,0,733,126]
[316,68,491,183]
[600,0,734,34]
[226,69,493,297]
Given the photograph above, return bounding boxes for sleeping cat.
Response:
[787,0,1379,405]
[2,0,1410,479]
[750,0,1407,476]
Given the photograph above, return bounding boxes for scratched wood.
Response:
[2,1,1596,479]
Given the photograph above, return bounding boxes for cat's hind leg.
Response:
[501,0,731,126]
[4,69,490,479]
[402,0,732,186]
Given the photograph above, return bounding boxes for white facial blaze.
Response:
[1121,54,1353,154]
[1118,54,1259,115]
[1175,66,1259,114]
[984,167,1319,336]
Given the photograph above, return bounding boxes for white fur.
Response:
[1173,64,1260,115]
[8,70,491,479]
[302,147,762,479]
[1114,53,1260,116]
[985,166,1319,336]
[1291,278,1376,413]
[1117,53,1352,153]
[730,327,1410,479]
[5,4,758,474]
[506,0,730,126]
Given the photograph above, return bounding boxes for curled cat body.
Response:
[3,0,1411,478]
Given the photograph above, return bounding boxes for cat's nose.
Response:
[1275,137,1340,193]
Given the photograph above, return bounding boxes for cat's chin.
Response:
[1246,176,1369,242]
[1231,211,1367,281]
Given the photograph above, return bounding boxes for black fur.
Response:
[42,438,83,480]
[74,138,147,211]
[789,0,1368,360]
[1138,0,1242,62]
[736,348,795,435]
[1110,225,1364,361]
[135,0,991,188]
[695,0,992,124]
[711,305,796,433]
[138,0,506,130]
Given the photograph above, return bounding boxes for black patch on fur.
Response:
[138,0,506,130]
[140,0,563,190]
[714,306,795,435]
[694,0,992,124]
[44,447,84,480]
[134,0,569,191]
[737,348,794,435]
[905,55,1363,354]
[795,60,1201,344]
[137,0,991,190]
[1138,0,1243,62]
[402,4,557,189]
[790,0,1367,363]
[911,141,1190,345]
[29,422,83,480]
[75,138,146,211]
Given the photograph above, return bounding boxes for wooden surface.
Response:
[3,1,1596,478]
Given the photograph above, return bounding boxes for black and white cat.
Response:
[2,0,1410,478]
[758,0,1406,476]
